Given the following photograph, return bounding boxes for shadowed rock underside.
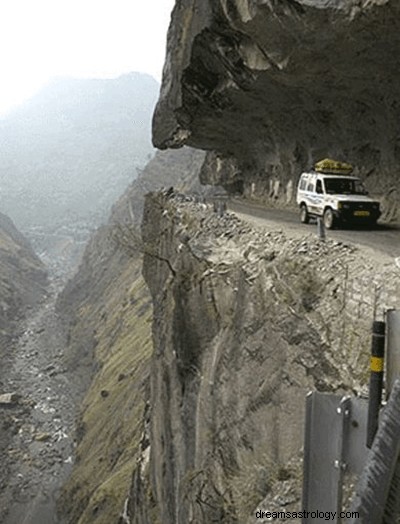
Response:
[154,0,400,216]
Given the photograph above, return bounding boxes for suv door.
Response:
[305,178,319,214]
[313,178,325,217]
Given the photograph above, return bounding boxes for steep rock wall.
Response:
[138,191,400,523]
[154,0,400,217]
[56,149,204,524]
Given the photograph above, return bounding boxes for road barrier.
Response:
[349,379,400,523]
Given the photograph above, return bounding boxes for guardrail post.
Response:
[366,320,385,448]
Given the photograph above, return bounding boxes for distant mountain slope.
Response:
[0,212,47,349]
[0,73,158,233]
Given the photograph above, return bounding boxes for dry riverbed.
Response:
[0,280,80,524]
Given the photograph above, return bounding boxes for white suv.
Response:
[296,171,381,229]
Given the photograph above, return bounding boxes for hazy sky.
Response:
[0,0,175,115]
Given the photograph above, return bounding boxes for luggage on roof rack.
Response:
[314,158,353,175]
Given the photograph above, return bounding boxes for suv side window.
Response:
[306,181,314,192]
[299,178,307,190]
[316,180,323,194]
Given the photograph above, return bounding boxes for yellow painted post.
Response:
[366,320,385,448]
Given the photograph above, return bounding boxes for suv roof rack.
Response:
[314,158,353,175]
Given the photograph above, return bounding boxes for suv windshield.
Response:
[324,178,367,195]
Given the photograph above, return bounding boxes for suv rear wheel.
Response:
[300,204,309,224]
[323,207,335,229]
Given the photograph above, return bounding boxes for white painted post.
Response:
[317,218,326,241]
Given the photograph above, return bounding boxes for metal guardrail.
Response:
[386,310,400,399]
[348,378,400,524]
[302,393,368,523]
[302,314,400,523]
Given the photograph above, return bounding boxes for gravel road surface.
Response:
[229,200,400,259]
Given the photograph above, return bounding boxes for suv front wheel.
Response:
[323,207,335,229]
[300,204,309,224]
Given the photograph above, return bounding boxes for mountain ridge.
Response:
[0,72,160,277]
[0,211,47,351]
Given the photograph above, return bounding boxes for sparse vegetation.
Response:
[59,266,153,524]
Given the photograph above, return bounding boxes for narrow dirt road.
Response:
[229,200,400,258]
[0,281,78,524]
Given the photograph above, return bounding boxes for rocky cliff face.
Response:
[135,191,400,523]
[0,212,47,348]
[153,0,400,217]
[56,148,204,524]
[52,4,400,521]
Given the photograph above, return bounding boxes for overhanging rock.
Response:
[153,0,400,206]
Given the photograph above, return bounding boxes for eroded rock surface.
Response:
[135,190,400,523]
[154,0,400,216]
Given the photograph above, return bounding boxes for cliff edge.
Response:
[134,191,400,523]
[56,149,204,524]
